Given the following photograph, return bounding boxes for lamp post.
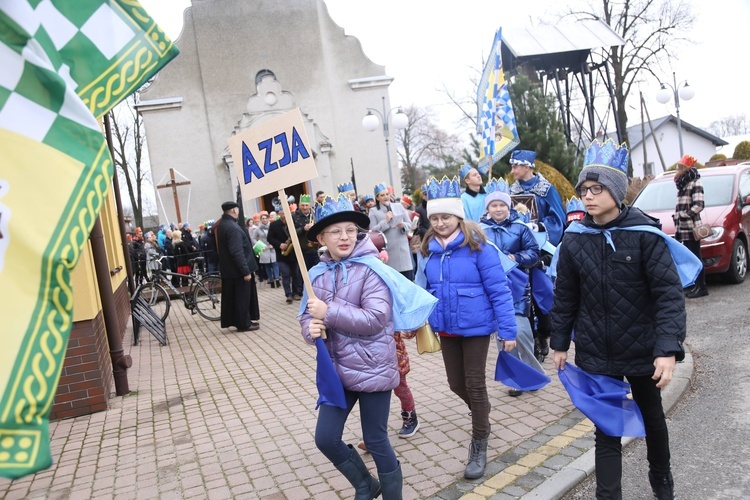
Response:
[656,71,695,157]
[362,96,408,189]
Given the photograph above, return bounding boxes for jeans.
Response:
[315,390,399,474]
[441,335,491,439]
[594,374,671,499]
[263,262,279,281]
[681,238,705,288]
[278,260,302,297]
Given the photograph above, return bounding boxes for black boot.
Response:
[398,410,419,438]
[685,285,708,298]
[378,462,402,500]
[538,335,549,357]
[464,438,488,479]
[649,471,675,499]
[334,445,381,499]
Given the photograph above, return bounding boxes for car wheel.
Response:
[724,238,747,284]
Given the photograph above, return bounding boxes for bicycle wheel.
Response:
[194,276,221,321]
[139,282,170,322]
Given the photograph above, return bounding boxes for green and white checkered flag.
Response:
[0,0,178,479]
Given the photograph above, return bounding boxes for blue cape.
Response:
[548,222,702,288]
[558,364,646,438]
[494,350,551,391]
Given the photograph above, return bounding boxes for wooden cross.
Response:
[156,168,191,223]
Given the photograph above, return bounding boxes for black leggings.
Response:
[681,238,705,288]
[594,374,671,499]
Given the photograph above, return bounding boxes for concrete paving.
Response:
[0,281,693,499]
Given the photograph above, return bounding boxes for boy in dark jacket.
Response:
[551,139,685,500]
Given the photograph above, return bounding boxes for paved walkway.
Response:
[0,282,692,499]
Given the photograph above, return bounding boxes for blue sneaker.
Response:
[398,410,419,438]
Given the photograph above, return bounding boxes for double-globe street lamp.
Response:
[656,71,695,157]
[362,96,408,189]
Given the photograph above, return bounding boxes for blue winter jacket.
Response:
[480,211,540,316]
[423,230,517,340]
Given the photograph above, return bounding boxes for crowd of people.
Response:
[127,140,703,499]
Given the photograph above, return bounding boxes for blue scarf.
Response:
[299,255,438,331]
[548,222,702,288]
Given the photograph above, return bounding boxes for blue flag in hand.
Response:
[494,350,551,391]
[315,338,347,410]
[558,364,646,437]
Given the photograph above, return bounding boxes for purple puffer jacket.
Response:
[299,235,398,393]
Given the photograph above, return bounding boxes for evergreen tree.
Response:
[509,74,580,184]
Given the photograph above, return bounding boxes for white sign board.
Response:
[228,108,318,199]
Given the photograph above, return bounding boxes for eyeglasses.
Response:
[428,214,456,225]
[576,184,605,197]
[323,227,359,239]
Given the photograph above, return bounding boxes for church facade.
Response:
[138,0,402,224]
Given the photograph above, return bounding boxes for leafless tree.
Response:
[708,114,750,138]
[108,95,151,229]
[565,0,695,156]
[396,106,463,193]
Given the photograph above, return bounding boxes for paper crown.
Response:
[423,176,461,201]
[401,195,413,205]
[583,138,629,175]
[510,150,536,168]
[678,154,697,168]
[314,194,355,221]
[485,177,510,195]
[337,182,355,193]
[374,183,388,195]
[362,194,374,202]
[459,164,475,179]
[300,194,311,203]
[566,197,586,214]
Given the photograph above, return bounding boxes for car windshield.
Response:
[632,175,735,211]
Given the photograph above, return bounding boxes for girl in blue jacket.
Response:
[479,184,545,397]
[419,176,517,480]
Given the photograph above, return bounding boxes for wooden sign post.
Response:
[227,108,318,300]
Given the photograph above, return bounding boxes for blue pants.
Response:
[315,390,399,474]
[263,262,279,281]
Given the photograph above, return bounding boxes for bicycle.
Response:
[136,256,222,322]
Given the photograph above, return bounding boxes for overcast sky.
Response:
[140,0,749,156]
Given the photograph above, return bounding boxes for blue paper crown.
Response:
[424,176,461,201]
[583,139,629,176]
[314,194,355,222]
[337,182,355,193]
[485,177,510,195]
[509,150,536,168]
[362,194,374,202]
[459,164,474,179]
[566,197,586,213]
[374,183,388,195]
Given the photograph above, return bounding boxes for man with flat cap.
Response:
[214,201,260,332]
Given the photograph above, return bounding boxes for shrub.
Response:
[709,153,727,161]
[733,141,750,160]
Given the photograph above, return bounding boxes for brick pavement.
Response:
[1,282,587,499]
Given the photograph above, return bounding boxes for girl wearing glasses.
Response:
[418,177,517,480]
[299,195,437,499]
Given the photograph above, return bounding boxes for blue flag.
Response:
[494,350,551,391]
[314,338,347,410]
[558,364,646,438]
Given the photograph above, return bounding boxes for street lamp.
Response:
[656,71,695,156]
[362,96,408,189]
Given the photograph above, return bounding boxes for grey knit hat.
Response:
[575,139,629,206]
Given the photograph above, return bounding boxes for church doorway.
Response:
[260,181,308,213]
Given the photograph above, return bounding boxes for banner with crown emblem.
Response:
[0,0,178,479]
[477,28,520,174]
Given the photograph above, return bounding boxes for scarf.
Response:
[298,254,437,331]
[548,221,702,288]
[675,167,700,191]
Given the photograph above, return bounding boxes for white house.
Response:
[616,115,727,178]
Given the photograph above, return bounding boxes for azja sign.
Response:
[228,108,319,200]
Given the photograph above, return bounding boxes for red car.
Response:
[631,163,750,284]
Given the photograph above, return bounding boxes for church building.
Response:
[138,0,402,223]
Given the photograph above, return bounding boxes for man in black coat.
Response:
[214,201,259,331]
[267,210,303,303]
